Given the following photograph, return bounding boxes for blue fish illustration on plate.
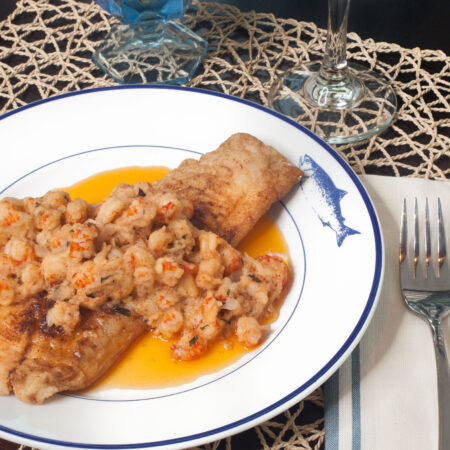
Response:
[300,154,360,247]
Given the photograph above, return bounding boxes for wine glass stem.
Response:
[320,0,350,81]
[303,0,362,109]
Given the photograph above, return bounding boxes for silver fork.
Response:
[400,198,450,450]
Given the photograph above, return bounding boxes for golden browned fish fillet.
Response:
[11,306,147,404]
[154,133,303,246]
[2,133,299,404]
[0,298,46,395]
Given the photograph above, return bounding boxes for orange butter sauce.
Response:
[65,166,289,390]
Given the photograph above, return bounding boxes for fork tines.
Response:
[400,198,447,279]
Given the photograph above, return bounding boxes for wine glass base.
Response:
[92,20,207,85]
[269,62,397,144]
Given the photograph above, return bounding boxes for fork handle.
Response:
[429,318,450,450]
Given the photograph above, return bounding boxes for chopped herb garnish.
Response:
[112,305,131,316]
[86,293,97,298]
[220,318,231,325]
[100,275,112,283]
[137,188,146,197]
[200,324,209,331]
[249,274,262,283]
[189,335,198,346]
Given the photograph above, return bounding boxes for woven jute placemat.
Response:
[0,0,449,181]
[0,1,448,449]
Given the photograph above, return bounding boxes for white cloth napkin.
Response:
[324,174,450,450]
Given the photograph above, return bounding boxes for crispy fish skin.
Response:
[11,307,148,404]
[0,299,46,395]
[153,133,303,246]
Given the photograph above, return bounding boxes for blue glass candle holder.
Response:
[93,0,207,85]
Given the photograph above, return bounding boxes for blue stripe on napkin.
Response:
[324,344,361,450]
[324,370,339,450]
[352,346,361,450]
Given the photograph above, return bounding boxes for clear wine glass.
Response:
[93,0,207,85]
[268,0,397,144]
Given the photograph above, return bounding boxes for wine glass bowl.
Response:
[269,0,397,144]
[92,0,207,85]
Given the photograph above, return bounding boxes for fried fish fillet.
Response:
[0,299,46,395]
[154,133,303,246]
[1,133,299,404]
[11,305,147,404]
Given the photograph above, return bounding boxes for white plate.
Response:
[0,86,383,449]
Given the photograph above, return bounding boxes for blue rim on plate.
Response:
[0,85,383,449]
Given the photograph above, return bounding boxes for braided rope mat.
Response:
[0,0,449,180]
[0,1,447,449]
